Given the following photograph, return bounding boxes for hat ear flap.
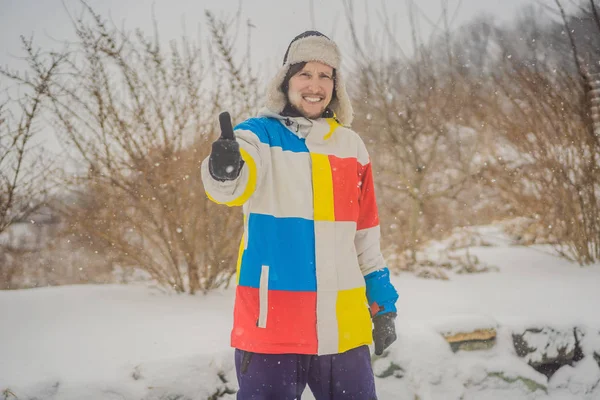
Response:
[329,71,354,126]
[265,66,289,114]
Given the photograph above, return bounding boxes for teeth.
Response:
[304,97,322,103]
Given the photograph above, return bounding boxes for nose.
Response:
[307,76,321,93]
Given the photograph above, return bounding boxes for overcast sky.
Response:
[1,0,536,72]
[0,0,534,155]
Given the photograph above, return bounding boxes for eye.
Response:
[320,73,332,80]
[300,72,311,78]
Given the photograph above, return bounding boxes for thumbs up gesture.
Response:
[209,112,244,181]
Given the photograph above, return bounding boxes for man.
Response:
[201,31,399,400]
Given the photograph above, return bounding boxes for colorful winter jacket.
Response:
[201,109,398,355]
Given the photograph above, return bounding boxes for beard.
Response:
[287,90,328,119]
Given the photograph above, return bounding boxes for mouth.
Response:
[302,95,324,104]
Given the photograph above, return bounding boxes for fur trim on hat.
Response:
[265,34,354,126]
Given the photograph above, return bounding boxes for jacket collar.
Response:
[258,108,313,139]
[257,107,342,142]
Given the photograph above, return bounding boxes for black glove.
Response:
[209,112,244,181]
[373,312,397,356]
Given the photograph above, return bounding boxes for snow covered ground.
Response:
[2,226,600,399]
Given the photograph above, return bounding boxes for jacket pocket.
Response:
[257,265,269,328]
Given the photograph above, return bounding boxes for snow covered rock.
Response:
[548,357,600,398]
[372,358,405,379]
[135,355,237,400]
[431,315,498,353]
[512,327,584,379]
[444,328,497,352]
[582,330,600,369]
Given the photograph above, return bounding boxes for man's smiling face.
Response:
[287,61,334,119]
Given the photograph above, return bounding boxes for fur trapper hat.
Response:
[265,31,354,126]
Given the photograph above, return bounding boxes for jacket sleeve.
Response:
[355,142,398,316]
[201,119,267,207]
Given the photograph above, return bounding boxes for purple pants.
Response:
[234,345,377,400]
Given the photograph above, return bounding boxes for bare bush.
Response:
[3,3,258,293]
[344,0,600,269]
[0,38,60,288]
[0,44,57,233]
[473,0,600,264]
[344,1,496,271]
